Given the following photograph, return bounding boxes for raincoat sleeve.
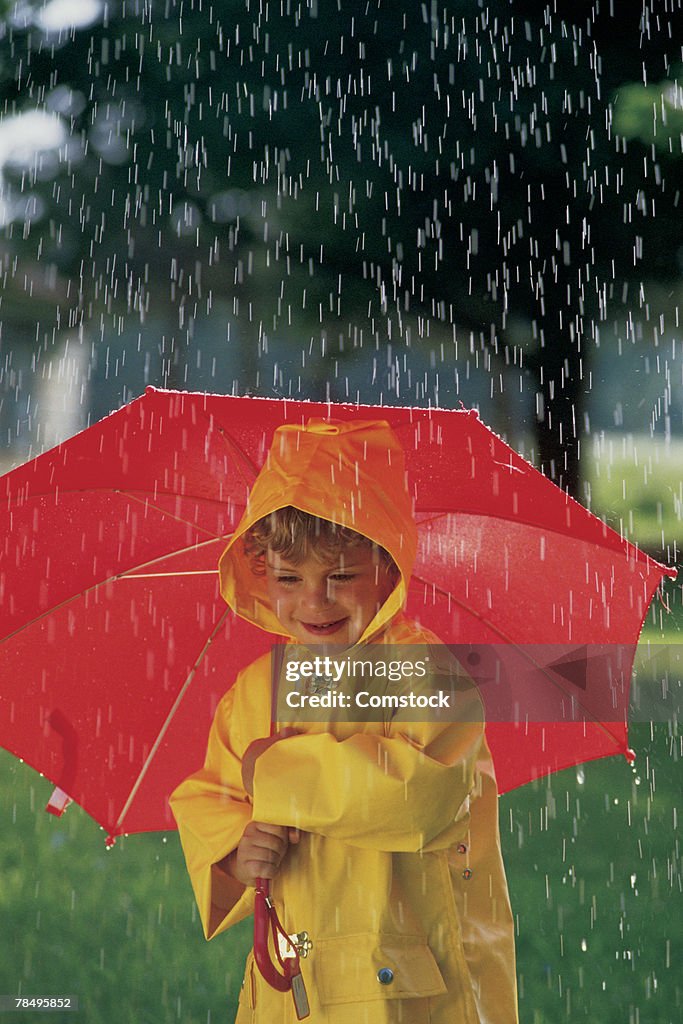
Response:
[169,682,255,940]
[251,657,484,853]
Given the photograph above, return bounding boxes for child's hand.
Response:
[241,728,301,796]
[224,821,301,887]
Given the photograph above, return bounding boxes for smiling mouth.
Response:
[300,618,348,634]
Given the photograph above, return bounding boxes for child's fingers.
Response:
[243,857,282,881]
[249,821,289,840]
[233,821,302,886]
[245,838,286,863]
[245,823,288,856]
[236,840,286,884]
[251,821,300,846]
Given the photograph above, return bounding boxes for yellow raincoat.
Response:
[170,420,518,1023]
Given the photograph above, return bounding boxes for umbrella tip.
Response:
[105,834,117,849]
[45,787,72,817]
[624,747,636,765]
[457,402,479,418]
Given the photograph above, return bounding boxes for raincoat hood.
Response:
[218,418,417,643]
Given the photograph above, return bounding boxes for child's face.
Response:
[264,545,396,647]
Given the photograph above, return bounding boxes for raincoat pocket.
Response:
[314,933,447,1007]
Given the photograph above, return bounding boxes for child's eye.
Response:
[329,573,355,583]
[275,575,300,585]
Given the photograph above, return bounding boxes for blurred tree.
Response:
[0,0,680,493]
[614,66,683,153]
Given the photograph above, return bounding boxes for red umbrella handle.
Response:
[253,878,296,992]
[253,647,294,991]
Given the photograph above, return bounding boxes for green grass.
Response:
[1,718,681,1023]
[0,753,251,1023]
[587,432,682,642]
[587,433,682,561]
[496,433,682,1021]
[504,723,682,1023]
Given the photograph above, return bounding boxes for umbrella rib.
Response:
[119,570,219,578]
[414,510,669,570]
[211,422,261,487]
[114,534,231,576]
[411,573,631,748]
[0,535,231,646]
[119,490,224,538]
[113,606,232,834]
[7,486,237,546]
[7,485,233,508]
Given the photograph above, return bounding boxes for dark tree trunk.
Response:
[528,298,585,499]
[535,360,582,499]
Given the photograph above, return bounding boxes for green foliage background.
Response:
[1,0,681,494]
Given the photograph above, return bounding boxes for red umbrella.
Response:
[0,386,674,844]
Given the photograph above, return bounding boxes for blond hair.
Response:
[244,506,398,578]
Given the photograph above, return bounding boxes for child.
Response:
[170,418,518,1023]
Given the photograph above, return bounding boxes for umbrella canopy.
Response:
[0,387,674,841]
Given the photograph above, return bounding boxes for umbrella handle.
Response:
[252,649,300,994]
[253,878,296,993]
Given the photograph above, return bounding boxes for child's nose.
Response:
[301,579,333,609]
